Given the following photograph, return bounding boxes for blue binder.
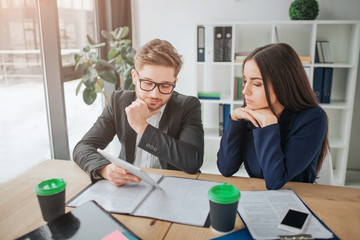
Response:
[219,104,224,136]
[223,104,231,131]
[322,68,334,103]
[313,68,324,103]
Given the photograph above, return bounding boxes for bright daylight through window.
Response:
[0,0,102,183]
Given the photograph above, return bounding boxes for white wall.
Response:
[131,0,360,169]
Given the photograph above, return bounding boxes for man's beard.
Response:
[145,97,164,111]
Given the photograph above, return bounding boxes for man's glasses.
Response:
[136,71,176,94]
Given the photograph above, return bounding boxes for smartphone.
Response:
[277,209,311,234]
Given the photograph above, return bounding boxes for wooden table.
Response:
[0,160,359,240]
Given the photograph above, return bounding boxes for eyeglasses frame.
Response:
[135,70,176,95]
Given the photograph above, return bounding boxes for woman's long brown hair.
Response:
[242,43,329,174]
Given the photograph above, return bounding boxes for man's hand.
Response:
[125,99,159,135]
[98,163,141,187]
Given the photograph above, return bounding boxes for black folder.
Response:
[214,26,224,62]
[16,200,140,240]
[223,26,232,62]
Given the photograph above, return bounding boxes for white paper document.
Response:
[237,190,334,239]
[97,148,162,189]
[68,174,218,226]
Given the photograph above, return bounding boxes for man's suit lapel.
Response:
[159,105,170,134]
[158,94,178,169]
[124,93,137,164]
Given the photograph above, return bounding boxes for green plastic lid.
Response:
[34,178,66,196]
[208,183,240,204]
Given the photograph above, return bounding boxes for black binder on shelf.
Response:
[313,68,324,103]
[223,26,232,62]
[322,68,334,103]
[197,26,205,62]
[17,200,140,240]
[214,27,224,62]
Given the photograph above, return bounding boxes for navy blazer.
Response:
[74,90,204,181]
[217,107,327,190]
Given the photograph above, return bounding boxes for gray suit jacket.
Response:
[73,90,204,181]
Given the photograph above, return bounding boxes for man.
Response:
[73,39,204,186]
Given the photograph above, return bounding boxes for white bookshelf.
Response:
[196,21,360,186]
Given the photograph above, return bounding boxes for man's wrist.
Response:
[91,166,105,180]
[135,122,148,136]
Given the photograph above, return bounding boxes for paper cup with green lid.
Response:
[34,178,66,222]
[208,183,240,233]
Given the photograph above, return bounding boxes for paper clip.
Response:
[279,234,314,240]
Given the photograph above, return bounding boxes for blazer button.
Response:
[146,143,150,148]
[154,148,158,152]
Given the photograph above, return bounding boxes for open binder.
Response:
[67,175,218,227]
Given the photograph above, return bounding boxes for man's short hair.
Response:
[134,39,183,77]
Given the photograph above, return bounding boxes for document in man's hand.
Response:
[67,174,218,227]
[97,148,162,189]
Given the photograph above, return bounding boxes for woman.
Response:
[217,43,329,190]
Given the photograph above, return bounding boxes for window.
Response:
[0,1,50,182]
[57,0,104,159]
[57,0,95,66]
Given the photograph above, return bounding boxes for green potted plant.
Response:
[74,26,136,105]
[289,0,319,20]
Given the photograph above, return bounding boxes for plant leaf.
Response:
[82,67,98,87]
[83,46,91,52]
[125,50,136,64]
[87,35,97,45]
[74,60,82,71]
[95,59,113,72]
[123,67,133,80]
[74,53,81,62]
[120,26,129,39]
[115,61,126,75]
[109,31,117,40]
[115,54,124,64]
[101,30,112,40]
[89,54,98,63]
[108,47,120,60]
[99,71,118,84]
[83,87,97,105]
[95,78,104,92]
[92,42,106,48]
[123,39,131,46]
[75,80,83,95]
[123,78,134,90]
[116,27,124,39]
